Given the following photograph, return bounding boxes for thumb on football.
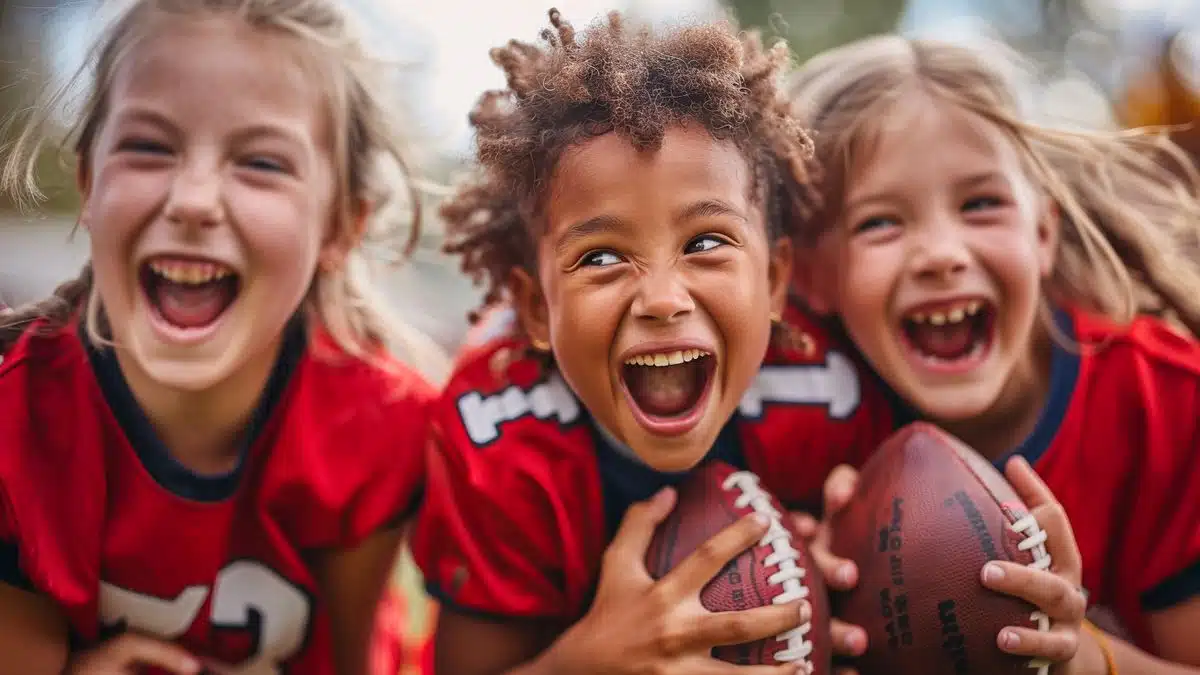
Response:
[600,487,678,585]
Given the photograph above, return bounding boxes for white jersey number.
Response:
[457,373,581,446]
[739,351,862,420]
[99,560,311,675]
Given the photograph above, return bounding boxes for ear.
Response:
[767,236,794,318]
[1037,197,1060,279]
[792,235,838,315]
[319,200,370,272]
[511,267,550,348]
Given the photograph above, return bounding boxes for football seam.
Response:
[721,471,816,673]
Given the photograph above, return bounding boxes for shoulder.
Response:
[1074,309,1200,400]
[439,334,586,451]
[291,334,438,444]
[415,337,602,619]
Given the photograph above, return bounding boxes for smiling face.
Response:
[809,94,1058,424]
[81,15,341,393]
[517,124,792,472]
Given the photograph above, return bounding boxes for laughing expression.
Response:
[812,93,1057,424]
[81,16,339,393]
[520,124,792,472]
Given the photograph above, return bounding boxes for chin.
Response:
[907,388,998,427]
[133,356,238,393]
[620,423,720,473]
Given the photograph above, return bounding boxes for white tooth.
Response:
[930,312,946,325]
[967,301,980,315]
[667,351,684,365]
[652,353,667,367]
[948,308,964,323]
[634,355,646,366]
[681,350,692,362]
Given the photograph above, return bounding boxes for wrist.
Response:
[523,626,583,675]
[1077,621,1116,675]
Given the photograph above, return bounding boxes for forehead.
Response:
[107,15,327,139]
[543,124,753,232]
[847,93,1028,195]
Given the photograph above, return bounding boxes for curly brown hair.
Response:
[442,8,818,316]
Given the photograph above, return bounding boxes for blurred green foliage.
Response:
[722,0,905,62]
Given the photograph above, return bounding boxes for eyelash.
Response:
[117,138,170,155]
[579,233,730,267]
[852,195,1008,233]
[115,138,288,175]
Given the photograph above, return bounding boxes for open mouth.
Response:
[900,299,995,369]
[140,257,240,332]
[620,348,716,427]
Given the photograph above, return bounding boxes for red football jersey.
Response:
[411,300,895,620]
[995,309,1200,651]
[0,319,433,674]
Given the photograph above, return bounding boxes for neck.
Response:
[939,324,1055,462]
[116,338,284,475]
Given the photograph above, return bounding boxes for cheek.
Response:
[835,244,894,326]
[234,188,323,275]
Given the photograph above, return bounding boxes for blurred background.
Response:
[2,0,1198,344]
[1,0,1197,672]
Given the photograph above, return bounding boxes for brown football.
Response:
[645,461,831,674]
[829,422,1053,675]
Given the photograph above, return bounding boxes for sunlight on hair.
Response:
[0,0,449,382]
[788,34,1200,340]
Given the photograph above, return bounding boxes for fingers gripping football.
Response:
[553,486,809,675]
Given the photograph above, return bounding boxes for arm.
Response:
[432,610,562,675]
[1070,601,1200,675]
[0,581,68,675]
[311,528,404,675]
[1142,595,1200,668]
[427,489,807,675]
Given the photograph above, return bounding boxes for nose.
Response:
[164,160,223,229]
[910,215,970,283]
[631,268,695,322]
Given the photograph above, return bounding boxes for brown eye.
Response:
[581,250,622,267]
[684,234,728,254]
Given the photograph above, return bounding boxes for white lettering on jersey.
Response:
[739,351,861,420]
[458,373,581,446]
[100,561,311,675]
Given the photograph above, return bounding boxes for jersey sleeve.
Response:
[1106,319,1200,612]
[271,365,437,550]
[1133,412,1200,611]
[411,421,575,620]
[0,493,31,591]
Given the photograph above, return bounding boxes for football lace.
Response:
[1010,514,1053,675]
[722,471,814,672]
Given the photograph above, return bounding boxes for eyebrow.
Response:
[845,171,1008,211]
[110,106,305,147]
[110,106,175,131]
[555,214,627,255]
[675,198,748,224]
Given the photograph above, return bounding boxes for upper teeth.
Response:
[908,300,982,325]
[150,260,233,285]
[625,348,710,367]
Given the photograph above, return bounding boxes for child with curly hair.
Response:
[409,8,1090,675]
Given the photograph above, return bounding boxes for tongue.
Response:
[155,281,230,329]
[625,363,701,417]
[909,322,974,360]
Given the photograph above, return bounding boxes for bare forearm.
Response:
[1095,632,1200,675]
